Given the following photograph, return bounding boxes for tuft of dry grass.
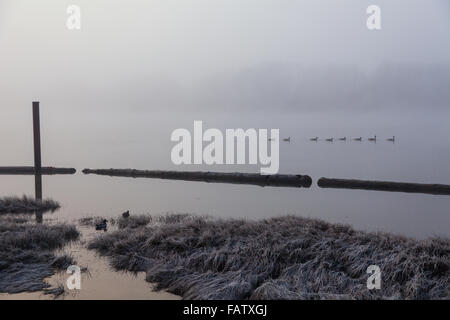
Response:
[89,214,449,300]
[0,195,60,214]
[116,215,152,229]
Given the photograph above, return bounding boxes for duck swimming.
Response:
[310,137,319,141]
[95,219,108,232]
[354,137,362,141]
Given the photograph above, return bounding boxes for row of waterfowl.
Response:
[310,135,395,142]
[271,136,395,142]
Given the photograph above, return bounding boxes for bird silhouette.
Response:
[95,219,108,232]
[387,136,395,142]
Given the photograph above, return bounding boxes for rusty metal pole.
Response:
[33,101,42,201]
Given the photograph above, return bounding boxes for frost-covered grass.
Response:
[0,196,60,214]
[88,214,449,300]
[0,217,79,294]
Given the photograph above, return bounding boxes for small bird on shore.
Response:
[326,138,334,142]
[95,219,108,232]
[387,136,395,142]
[338,137,346,141]
[310,137,319,141]
[354,137,362,141]
[122,210,130,218]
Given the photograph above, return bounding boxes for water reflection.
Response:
[34,173,43,223]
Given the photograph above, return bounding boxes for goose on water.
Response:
[387,136,395,142]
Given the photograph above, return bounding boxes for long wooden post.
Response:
[33,101,42,200]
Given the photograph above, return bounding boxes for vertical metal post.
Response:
[33,101,42,200]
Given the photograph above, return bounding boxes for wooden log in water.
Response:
[82,168,312,188]
[318,177,450,195]
[0,167,76,175]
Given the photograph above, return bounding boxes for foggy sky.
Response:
[0,0,449,114]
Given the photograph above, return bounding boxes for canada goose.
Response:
[354,137,362,141]
[122,210,130,218]
[310,137,319,141]
[282,137,291,142]
[387,136,395,142]
[95,219,108,232]
[338,137,346,141]
[368,135,377,141]
[325,138,334,142]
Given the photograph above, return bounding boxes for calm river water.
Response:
[0,111,449,239]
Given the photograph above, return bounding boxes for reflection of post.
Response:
[35,174,42,200]
[33,102,42,200]
[35,210,43,223]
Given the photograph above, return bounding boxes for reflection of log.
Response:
[318,177,450,195]
[83,168,312,188]
[0,167,76,175]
